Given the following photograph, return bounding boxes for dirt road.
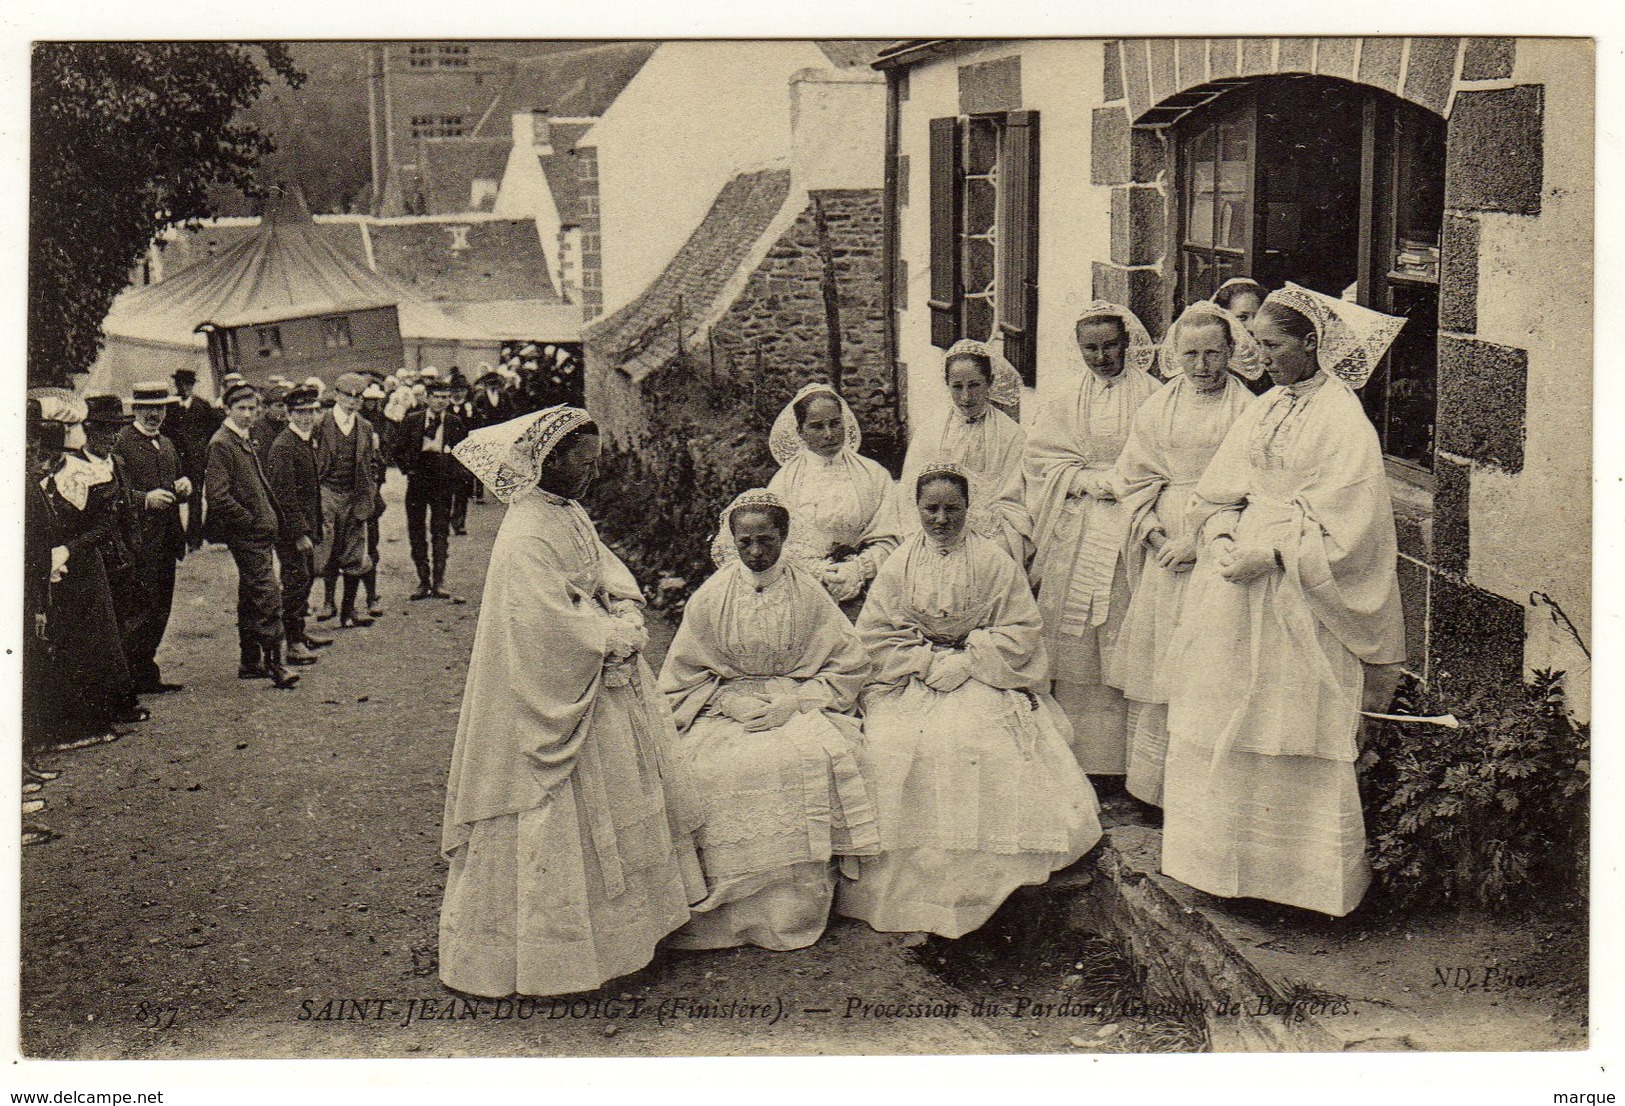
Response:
[21,476,1118,1060]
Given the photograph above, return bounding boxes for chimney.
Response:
[789,68,886,194]
[511,110,553,154]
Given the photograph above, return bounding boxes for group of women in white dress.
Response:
[434,275,1409,1000]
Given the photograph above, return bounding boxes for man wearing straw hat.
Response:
[112,382,193,694]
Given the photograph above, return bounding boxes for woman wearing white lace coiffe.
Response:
[1160,285,1408,917]
[895,339,1033,568]
[439,406,703,998]
[766,383,900,614]
[658,490,879,951]
[837,462,1101,939]
[1107,301,1262,807]
[1024,302,1161,778]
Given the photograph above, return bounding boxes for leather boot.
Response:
[364,568,384,617]
[303,630,334,649]
[316,576,339,622]
[339,576,374,627]
[430,564,451,600]
[264,643,301,690]
[286,640,320,666]
[238,641,268,679]
[410,565,433,601]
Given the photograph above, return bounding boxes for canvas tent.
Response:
[83,190,476,399]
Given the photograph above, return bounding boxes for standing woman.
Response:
[838,463,1101,939]
[896,340,1033,567]
[766,383,899,613]
[441,406,703,998]
[1107,302,1261,807]
[1024,302,1160,778]
[1160,284,1407,917]
[658,490,879,951]
[1211,277,1268,327]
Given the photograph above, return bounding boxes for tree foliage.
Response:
[30,42,304,385]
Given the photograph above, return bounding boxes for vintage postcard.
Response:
[4,4,1615,1100]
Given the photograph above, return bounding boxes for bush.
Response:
[1358,668,1589,917]
[583,354,782,614]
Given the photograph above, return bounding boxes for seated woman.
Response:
[1024,302,1160,778]
[1108,302,1261,807]
[1160,284,1408,917]
[658,490,879,951]
[897,340,1033,568]
[439,405,703,998]
[767,383,900,614]
[837,463,1102,939]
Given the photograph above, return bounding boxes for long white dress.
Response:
[1026,366,1159,774]
[657,558,879,950]
[1107,374,1255,805]
[1159,373,1406,916]
[837,533,1102,938]
[439,490,704,997]
[897,405,1033,567]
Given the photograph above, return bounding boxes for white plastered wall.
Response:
[895,39,1113,438]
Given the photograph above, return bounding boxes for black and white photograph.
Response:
[7,11,1612,1100]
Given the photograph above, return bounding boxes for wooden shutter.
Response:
[998,110,1040,386]
[927,115,962,350]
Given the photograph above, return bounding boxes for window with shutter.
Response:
[926,110,1041,387]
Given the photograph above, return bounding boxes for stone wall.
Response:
[709,187,899,468]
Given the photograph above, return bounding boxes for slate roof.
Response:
[367,219,560,305]
[814,40,890,69]
[586,167,793,382]
[472,41,659,137]
[418,138,512,215]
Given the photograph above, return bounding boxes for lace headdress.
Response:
[1159,300,1265,382]
[453,404,594,504]
[708,488,815,569]
[1071,301,1158,377]
[769,383,862,467]
[944,339,1023,409]
[1261,283,1406,390]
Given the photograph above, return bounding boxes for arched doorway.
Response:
[1167,75,1444,473]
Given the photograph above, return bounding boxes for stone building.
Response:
[875,37,1591,713]
[582,61,894,462]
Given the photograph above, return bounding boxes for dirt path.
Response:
[19,476,1036,1059]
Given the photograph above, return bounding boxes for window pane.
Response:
[1182,250,1221,303]
[966,117,1000,175]
[1378,283,1438,467]
[1187,160,1216,247]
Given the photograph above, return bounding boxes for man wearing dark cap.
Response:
[166,367,224,551]
[445,369,476,534]
[395,375,467,600]
[314,372,382,628]
[265,386,328,666]
[251,384,291,458]
[205,384,299,689]
[112,382,193,693]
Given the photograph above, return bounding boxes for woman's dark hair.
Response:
[545,420,599,468]
[1212,279,1267,312]
[729,503,791,539]
[915,470,970,503]
[793,390,842,428]
[1253,299,1317,343]
[943,350,994,384]
[1075,314,1128,342]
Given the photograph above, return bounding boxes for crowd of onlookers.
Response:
[21,342,580,847]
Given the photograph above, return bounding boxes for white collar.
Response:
[289,422,313,442]
[225,419,251,439]
[741,558,787,592]
[331,406,356,434]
